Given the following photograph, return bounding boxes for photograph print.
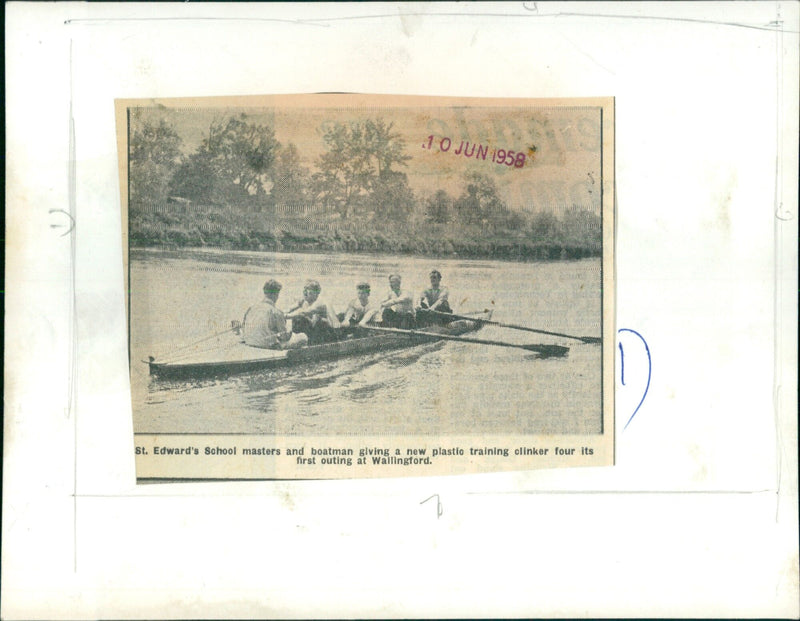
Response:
[118,93,614,479]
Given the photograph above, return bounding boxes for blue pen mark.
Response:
[618,342,626,385]
[618,328,651,430]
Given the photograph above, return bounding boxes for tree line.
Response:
[128,113,601,257]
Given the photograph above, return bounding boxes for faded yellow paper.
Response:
[116,93,615,480]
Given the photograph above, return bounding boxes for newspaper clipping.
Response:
[116,94,615,480]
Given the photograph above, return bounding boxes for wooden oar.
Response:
[144,324,239,364]
[425,309,601,344]
[363,325,569,357]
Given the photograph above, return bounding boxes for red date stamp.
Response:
[422,134,528,168]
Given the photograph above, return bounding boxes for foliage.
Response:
[169,114,279,206]
[270,143,310,206]
[127,112,602,261]
[129,119,183,207]
[453,172,507,226]
[130,202,601,262]
[312,119,412,219]
[168,152,216,204]
[369,171,416,221]
[530,210,562,240]
[425,189,453,224]
[561,206,602,251]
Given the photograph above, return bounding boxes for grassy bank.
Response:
[129,205,601,262]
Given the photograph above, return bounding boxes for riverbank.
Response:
[130,207,601,262]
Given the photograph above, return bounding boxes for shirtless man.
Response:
[379,274,416,329]
[286,279,341,344]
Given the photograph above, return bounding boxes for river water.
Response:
[130,249,603,436]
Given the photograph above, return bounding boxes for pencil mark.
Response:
[64,38,82,574]
[618,328,651,430]
[771,6,791,521]
[70,488,776,498]
[65,17,329,28]
[49,209,75,236]
[62,11,800,34]
[775,205,793,221]
[548,12,798,34]
[467,489,774,496]
[420,493,443,519]
[558,32,616,75]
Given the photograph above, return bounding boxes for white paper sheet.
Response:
[4,2,798,617]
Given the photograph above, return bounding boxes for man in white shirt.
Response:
[286,279,341,344]
[341,282,377,325]
[417,269,454,326]
[336,281,380,336]
[379,274,416,329]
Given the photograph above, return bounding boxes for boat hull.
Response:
[147,316,487,380]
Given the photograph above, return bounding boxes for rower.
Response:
[417,269,453,325]
[338,282,379,333]
[238,278,292,349]
[379,274,416,329]
[286,279,341,345]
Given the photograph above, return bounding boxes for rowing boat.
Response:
[147,311,494,380]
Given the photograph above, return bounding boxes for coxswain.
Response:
[286,279,341,344]
[417,269,453,325]
[237,279,292,349]
[379,274,416,329]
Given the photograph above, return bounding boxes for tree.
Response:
[362,118,411,181]
[168,152,215,204]
[312,118,412,219]
[312,122,365,216]
[454,172,506,225]
[270,143,311,206]
[530,210,562,240]
[369,171,416,222]
[129,118,183,208]
[562,205,601,248]
[425,189,454,223]
[493,206,527,230]
[170,114,279,206]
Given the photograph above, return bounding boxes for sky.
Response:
[130,98,604,214]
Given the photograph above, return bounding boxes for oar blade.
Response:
[522,343,570,357]
[468,309,601,344]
